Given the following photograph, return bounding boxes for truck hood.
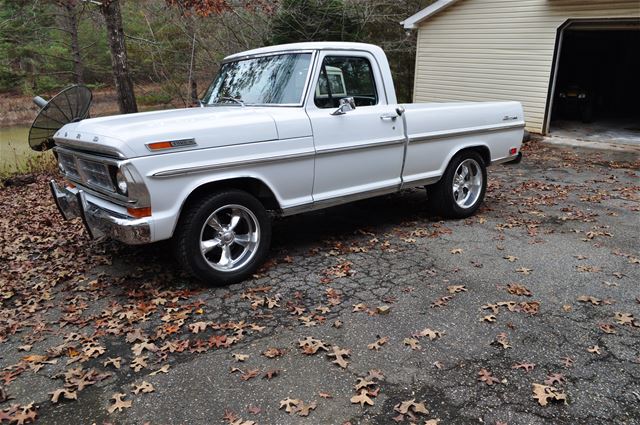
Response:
[53,106,280,158]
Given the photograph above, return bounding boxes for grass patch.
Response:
[138,91,173,106]
[0,126,56,178]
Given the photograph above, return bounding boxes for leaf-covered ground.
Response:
[1,141,639,425]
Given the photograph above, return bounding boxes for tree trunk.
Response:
[62,1,84,85]
[101,0,137,114]
[187,17,198,105]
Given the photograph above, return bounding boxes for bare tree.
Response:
[58,0,85,84]
[100,0,137,113]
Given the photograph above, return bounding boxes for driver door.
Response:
[305,52,405,203]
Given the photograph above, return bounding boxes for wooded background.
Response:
[0,0,433,110]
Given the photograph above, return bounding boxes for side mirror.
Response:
[331,97,356,116]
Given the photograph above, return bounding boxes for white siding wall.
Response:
[413,0,640,133]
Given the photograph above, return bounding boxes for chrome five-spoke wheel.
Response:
[426,150,487,219]
[174,190,271,284]
[200,204,260,272]
[452,158,483,209]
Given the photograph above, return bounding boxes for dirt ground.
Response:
[0,140,639,424]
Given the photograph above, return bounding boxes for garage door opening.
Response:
[549,22,640,144]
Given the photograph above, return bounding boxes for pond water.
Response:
[0,126,52,175]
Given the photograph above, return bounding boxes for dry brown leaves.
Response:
[367,336,389,351]
[132,381,155,394]
[298,336,328,355]
[278,398,316,417]
[506,283,532,297]
[532,383,567,406]
[327,346,350,369]
[107,392,132,413]
[478,368,500,385]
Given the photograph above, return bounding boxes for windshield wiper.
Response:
[216,96,245,106]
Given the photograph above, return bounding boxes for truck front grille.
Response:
[58,152,81,180]
[76,158,115,192]
[55,148,117,194]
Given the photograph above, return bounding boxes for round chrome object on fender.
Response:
[452,158,483,209]
[199,204,260,272]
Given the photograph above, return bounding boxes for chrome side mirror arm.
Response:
[331,97,356,116]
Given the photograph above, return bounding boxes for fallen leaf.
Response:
[512,362,535,372]
[447,285,467,294]
[394,398,429,415]
[108,393,132,413]
[478,368,500,385]
[532,383,567,406]
[298,336,328,355]
[506,283,532,297]
[279,398,300,413]
[350,389,374,407]
[327,346,350,368]
[49,389,77,404]
[240,369,260,381]
[263,369,280,380]
[403,338,420,350]
[130,356,148,372]
[376,305,391,315]
[132,381,154,394]
[149,364,170,376]
[294,401,317,417]
[367,337,389,351]
[262,348,286,358]
[544,373,565,386]
[232,353,249,362]
[103,357,121,369]
[587,345,601,355]
[415,328,443,341]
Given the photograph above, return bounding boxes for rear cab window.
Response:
[314,56,378,109]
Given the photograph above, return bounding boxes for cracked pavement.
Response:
[1,140,639,424]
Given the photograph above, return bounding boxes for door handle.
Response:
[380,113,398,121]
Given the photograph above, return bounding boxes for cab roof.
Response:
[224,42,385,62]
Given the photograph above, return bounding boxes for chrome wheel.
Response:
[452,158,483,209]
[199,204,260,272]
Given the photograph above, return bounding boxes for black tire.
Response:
[174,190,271,285]
[426,150,487,219]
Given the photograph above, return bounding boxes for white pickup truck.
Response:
[49,42,525,283]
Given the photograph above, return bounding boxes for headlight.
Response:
[578,93,586,99]
[115,169,128,195]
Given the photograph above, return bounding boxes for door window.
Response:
[314,56,378,109]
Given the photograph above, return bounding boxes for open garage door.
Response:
[548,20,640,144]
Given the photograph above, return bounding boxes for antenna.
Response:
[28,85,92,151]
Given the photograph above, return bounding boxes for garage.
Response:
[549,21,640,144]
[402,0,640,142]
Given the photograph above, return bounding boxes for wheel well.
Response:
[182,178,281,213]
[457,145,491,166]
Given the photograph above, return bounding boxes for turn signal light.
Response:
[127,206,152,218]
[147,141,174,150]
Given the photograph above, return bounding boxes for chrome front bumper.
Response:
[49,180,151,245]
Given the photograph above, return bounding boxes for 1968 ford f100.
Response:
[48,42,525,284]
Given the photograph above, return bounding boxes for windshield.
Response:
[203,53,312,106]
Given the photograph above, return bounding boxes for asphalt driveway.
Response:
[1,140,638,424]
